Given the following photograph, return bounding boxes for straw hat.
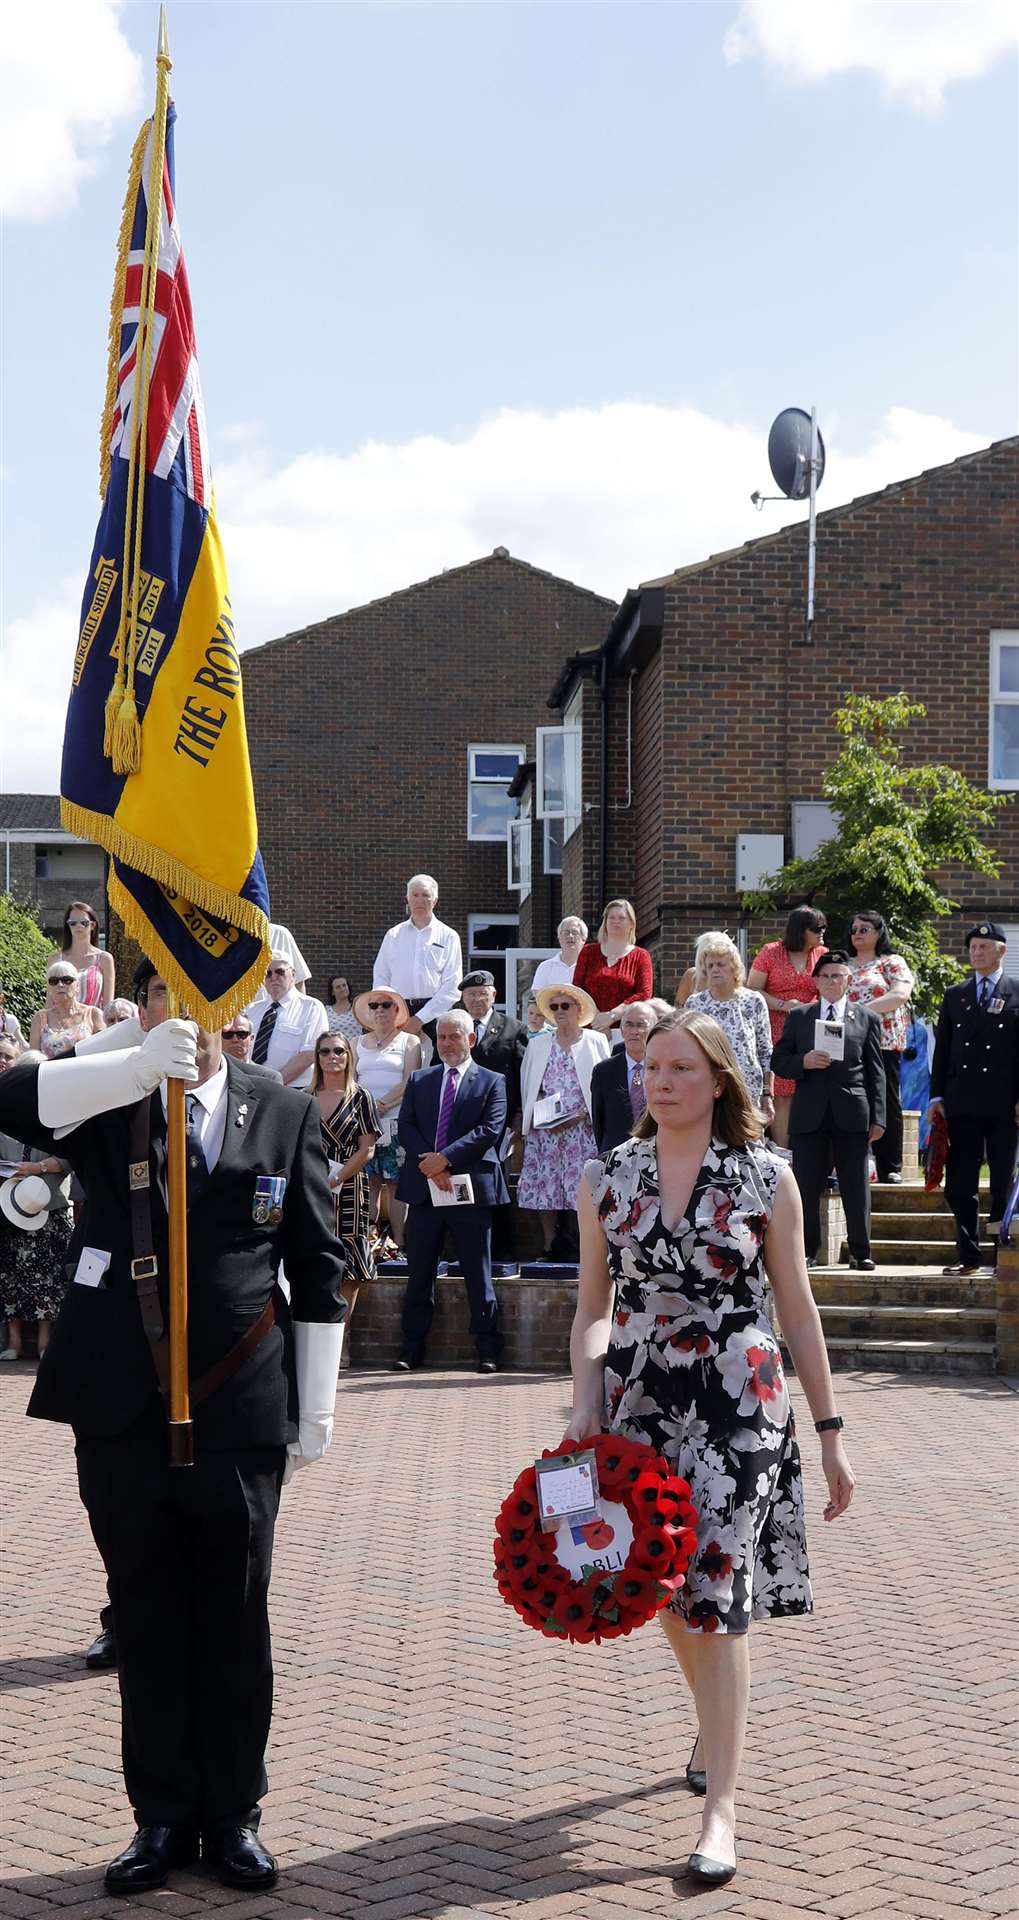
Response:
[352,987,411,1032]
[0,1173,54,1234]
[534,983,598,1029]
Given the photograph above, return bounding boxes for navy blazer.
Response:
[930,973,1019,1118]
[396,1061,509,1208]
[772,1002,886,1136]
[590,1048,637,1156]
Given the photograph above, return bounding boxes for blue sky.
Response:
[2,0,1017,786]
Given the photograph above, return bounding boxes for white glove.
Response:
[38,1019,198,1132]
[75,1015,144,1055]
[283,1320,344,1484]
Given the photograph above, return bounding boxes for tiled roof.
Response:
[0,793,63,830]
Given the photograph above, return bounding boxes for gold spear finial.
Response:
[158,4,171,67]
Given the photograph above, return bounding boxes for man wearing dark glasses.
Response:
[220,1016,283,1084]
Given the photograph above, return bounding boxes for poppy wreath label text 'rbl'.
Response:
[493,1434,699,1644]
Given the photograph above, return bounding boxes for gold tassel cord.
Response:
[104,115,155,762]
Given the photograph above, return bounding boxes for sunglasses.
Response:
[49,975,76,985]
[368,1000,395,1011]
[548,999,577,1011]
[319,1047,348,1057]
[266,966,290,977]
[67,917,93,928]
[222,1029,250,1040]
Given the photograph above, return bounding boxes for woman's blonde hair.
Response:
[310,1029,357,1099]
[693,930,745,992]
[633,1011,763,1147]
[596,897,637,944]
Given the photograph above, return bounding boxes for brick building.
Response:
[0,795,108,945]
[508,435,1018,997]
[242,549,615,1004]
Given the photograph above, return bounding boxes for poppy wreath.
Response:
[493,1432,698,1645]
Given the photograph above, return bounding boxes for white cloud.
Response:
[0,402,988,791]
[723,0,1018,111]
[0,0,142,220]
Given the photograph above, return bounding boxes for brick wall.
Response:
[242,552,614,997]
[353,1272,579,1371]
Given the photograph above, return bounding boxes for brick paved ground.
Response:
[2,1364,1017,1920]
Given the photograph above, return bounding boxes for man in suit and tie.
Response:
[772,949,886,1271]
[458,969,525,1274]
[393,1009,508,1373]
[929,922,1019,1275]
[590,1001,655,1154]
[1,962,346,1895]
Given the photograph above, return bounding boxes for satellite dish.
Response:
[767,408,825,501]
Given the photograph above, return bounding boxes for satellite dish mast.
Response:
[753,407,826,643]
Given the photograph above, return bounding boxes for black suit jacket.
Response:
[1,1058,345,1449]
[470,1010,525,1120]
[772,1003,886,1135]
[395,1062,509,1208]
[930,973,1019,1119]
[590,1049,636,1155]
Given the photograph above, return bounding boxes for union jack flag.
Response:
[109,103,210,508]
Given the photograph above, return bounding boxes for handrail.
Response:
[1002,1166,1019,1245]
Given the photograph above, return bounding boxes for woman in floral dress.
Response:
[846,910,914,1182]
[564,1010,854,1888]
[517,984,609,1257]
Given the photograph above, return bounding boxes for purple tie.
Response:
[435,1068,459,1151]
[629,1063,645,1123]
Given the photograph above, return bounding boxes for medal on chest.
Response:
[253,1174,287,1225]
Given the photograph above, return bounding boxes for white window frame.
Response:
[535,724,581,824]
[467,743,524,842]
[989,631,1019,791]
[543,814,564,876]
[467,912,520,1012]
[507,817,532,901]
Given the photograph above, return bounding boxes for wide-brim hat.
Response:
[535,983,598,1029]
[0,1173,53,1233]
[353,987,411,1032]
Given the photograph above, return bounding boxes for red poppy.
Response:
[495,1513,533,1546]
[631,1526,677,1576]
[630,1471,670,1517]
[555,1589,596,1636]
[507,1488,540,1526]
[611,1570,662,1616]
[745,1344,785,1403]
[579,1516,616,1551]
[700,1539,734,1584]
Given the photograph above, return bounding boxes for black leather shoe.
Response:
[390,1352,424,1372]
[105,1826,199,1894]
[85,1623,117,1670]
[477,1357,499,1374]
[686,1850,737,1885]
[685,1736,706,1796]
[849,1256,876,1271]
[203,1824,278,1889]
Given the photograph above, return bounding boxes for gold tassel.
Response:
[111,691,142,774]
[103,676,124,759]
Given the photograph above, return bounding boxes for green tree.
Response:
[0,893,51,1034]
[742,693,1011,1016]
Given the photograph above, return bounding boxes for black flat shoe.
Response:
[105,1825,199,1894]
[85,1623,117,1670]
[203,1823,278,1889]
[686,1851,737,1886]
[477,1357,499,1374]
[685,1737,706,1796]
[849,1256,876,1271]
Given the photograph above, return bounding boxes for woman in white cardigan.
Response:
[517,983,610,1259]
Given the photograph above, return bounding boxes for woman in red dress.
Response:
[572,899,653,1040]
[747,906,827,1148]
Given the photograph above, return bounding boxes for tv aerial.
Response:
[751,407,825,644]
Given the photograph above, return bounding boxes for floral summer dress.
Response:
[517,1040,598,1211]
[586,1135,812,1635]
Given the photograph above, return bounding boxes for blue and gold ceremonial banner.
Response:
[61,64,270,1025]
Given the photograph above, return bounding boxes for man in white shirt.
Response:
[373,875,463,1039]
[244,957,327,1088]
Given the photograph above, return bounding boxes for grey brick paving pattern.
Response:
[1,1365,1017,1918]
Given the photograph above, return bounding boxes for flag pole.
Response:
[166,987,193,1467]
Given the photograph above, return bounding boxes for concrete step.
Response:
[870,1183,989,1213]
[866,1237,994,1266]
[817,1302,995,1345]
[809,1270,996,1308]
[868,1209,957,1241]
[820,1335,996,1375]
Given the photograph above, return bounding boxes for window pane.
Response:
[540,731,565,814]
[991,703,1019,783]
[470,920,517,954]
[544,815,564,874]
[998,644,1019,694]
[473,750,521,780]
[563,727,581,821]
[470,783,518,838]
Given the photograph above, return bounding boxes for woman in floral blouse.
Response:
[563,1010,854,1888]
[846,910,914,1183]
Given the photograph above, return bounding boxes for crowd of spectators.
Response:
[0,886,1012,1372]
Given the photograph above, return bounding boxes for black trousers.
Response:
[75,1404,285,1831]
[402,1203,501,1359]
[791,1125,872,1262]
[873,1050,903,1179]
[945,1111,1019,1265]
